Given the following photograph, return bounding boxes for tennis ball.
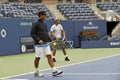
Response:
[53,42,56,46]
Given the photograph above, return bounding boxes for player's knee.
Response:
[46,55,52,59]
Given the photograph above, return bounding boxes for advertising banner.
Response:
[74,20,107,47]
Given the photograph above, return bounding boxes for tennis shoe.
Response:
[52,69,63,76]
[34,71,44,77]
[53,58,56,62]
[65,57,70,61]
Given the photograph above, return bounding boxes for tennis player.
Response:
[50,18,70,62]
[31,10,63,77]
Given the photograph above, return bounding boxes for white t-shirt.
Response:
[50,24,63,38]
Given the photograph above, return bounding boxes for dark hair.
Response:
[38,10,46,17]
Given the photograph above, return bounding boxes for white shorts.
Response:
[35,44,51,57]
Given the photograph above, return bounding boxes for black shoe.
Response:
[53,58,56,62]
[65,57,70,61]
[52,70,63,76]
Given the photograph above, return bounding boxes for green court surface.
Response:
[0,48,120,78]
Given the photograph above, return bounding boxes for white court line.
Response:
[43,73,120,75]
[2,79,28,80]
[14,79,28,80]
[1,54,120,79]
[11,79,28,80]
[62,73,120,75]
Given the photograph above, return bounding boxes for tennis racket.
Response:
[52,40,66,47]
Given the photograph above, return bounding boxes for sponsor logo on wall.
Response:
[83,21,98,30]
[20,22,32,26]
[110,41,120,46]
[0,29,7,38]
[20,36,34,53]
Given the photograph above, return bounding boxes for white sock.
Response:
[52,67,57,72]
[35,68,39,72]
[64,55,68,58]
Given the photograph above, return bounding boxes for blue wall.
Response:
[0,18,20,55]
[81,40,120,48]
[61,20,74,41]
[0,18,116,55]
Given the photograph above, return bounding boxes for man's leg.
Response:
[34,46,41,69]
[61,45,70,61]
[34,57,44,77]
[46,55,63,76]
[34,57,40,70]
[46,55,55,68]
[34,46,44,77]
[61,45,67,55]
[52,46,57,62]
[52,49,56,56]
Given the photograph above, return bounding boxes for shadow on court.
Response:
[4,55,120,80]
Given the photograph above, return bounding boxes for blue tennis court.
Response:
[2,54,120,80]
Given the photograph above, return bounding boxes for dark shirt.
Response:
[31,19,51,45]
